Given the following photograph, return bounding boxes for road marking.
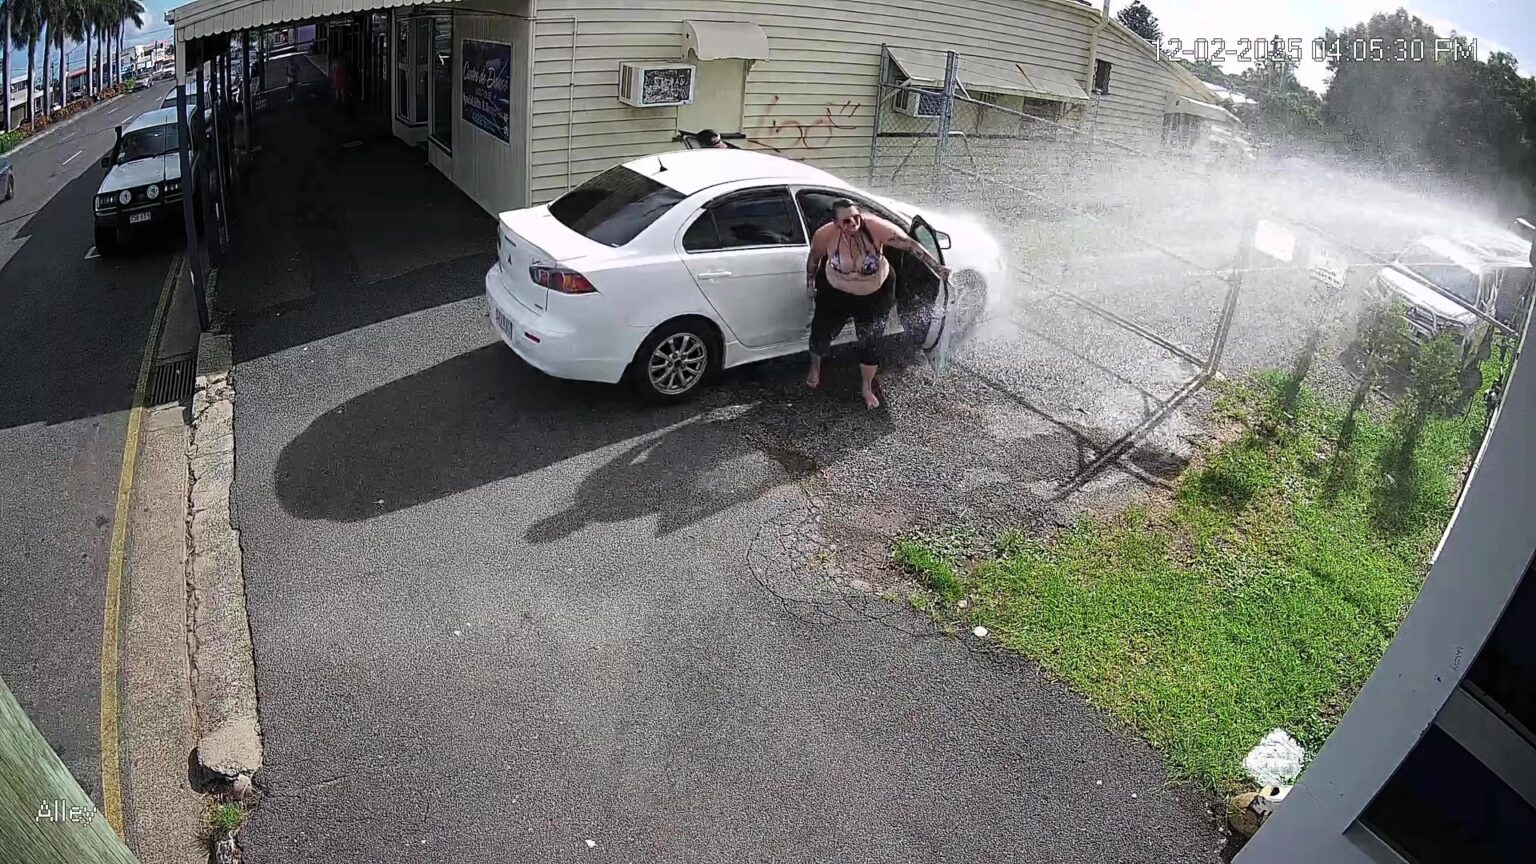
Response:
[100,251,183,838]
[84,246,100,260]
[61,149,84,166]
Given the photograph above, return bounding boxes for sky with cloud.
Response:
[1111,0,1536,93]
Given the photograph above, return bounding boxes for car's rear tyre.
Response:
[4,177,12,201]
[94,225,118,255]
[631,320,717,402]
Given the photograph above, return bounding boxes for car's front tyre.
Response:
[630,319,718,402]
[94,224,118,255]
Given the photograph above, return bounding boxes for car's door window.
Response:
[909,216,946,266]
[683,187,804,254]
[794,189,903,236]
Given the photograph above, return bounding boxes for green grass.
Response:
[209,802,248,834]
[894,355,1506,792]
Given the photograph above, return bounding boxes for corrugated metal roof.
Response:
[167,0,458,42]
[887,45,1088,103]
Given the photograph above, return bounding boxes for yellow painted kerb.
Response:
[100,251,183,837]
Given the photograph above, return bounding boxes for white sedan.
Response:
[485,150,1005,400]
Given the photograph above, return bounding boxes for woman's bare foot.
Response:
[806,362,821,388]
[862,387,881,409]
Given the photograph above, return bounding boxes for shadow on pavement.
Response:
[221,69,491,364]
[275,344,893,528]
[0,161,180,431]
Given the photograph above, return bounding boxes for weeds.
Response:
[895,352,1506,792]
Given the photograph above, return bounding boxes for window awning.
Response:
[886,46,1089,104]
[167,0,461,43]
[1165,94,1240,124]
[683,20,771,62]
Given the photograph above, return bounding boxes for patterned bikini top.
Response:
[828,226,882,278]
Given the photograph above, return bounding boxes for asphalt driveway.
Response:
[235,306,1227,863]
[223,101,1233,862]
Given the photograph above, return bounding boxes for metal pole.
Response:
[240,31,252,150]
[936,50,958,182]
[205,60,230,253]
[176,77,210,329]
[1208,215,1256,372]
[869,44,887,186]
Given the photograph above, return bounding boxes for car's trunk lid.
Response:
[496,207,615,315]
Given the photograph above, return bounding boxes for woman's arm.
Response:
[804,227,827,296]
[870,216,951,277]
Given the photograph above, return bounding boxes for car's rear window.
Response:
[549,166,685,247]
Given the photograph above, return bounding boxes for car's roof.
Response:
[1414,232,1531,270]
[127,107,178,131]
[620,149,847,197]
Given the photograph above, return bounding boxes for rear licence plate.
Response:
[128,211,151,225]
[492,306,514,338]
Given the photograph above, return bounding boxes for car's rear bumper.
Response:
[484,265,630,384]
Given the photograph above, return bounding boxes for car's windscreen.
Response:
[548,166,685,247]
[118,125,180,163]
[1400,243,1481,304]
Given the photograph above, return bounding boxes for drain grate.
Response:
[146,353,196,407]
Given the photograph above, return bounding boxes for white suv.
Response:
[1367,232,1533,365]
[92,108,184,253]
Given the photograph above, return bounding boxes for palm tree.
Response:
[16,1,39,125]
[121,0,141,85]
[38,0,51,114]
[114,0,140,89]
[91,0,109,96]
[57,0,84,107]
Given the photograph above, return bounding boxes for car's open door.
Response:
[895,215,952,373]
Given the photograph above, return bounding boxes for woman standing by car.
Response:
[805,199,949,409]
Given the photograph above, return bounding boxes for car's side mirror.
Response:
[936,231,952,251]
[100,153,112,168]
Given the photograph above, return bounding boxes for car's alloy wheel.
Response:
[648,331,708,396]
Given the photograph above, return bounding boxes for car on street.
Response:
[0,156,13,203]
[151,62,175,81]
[1367,231,1533,365]
[486,149,1006,400]
[92,108,185,253]
[128,76,151,92]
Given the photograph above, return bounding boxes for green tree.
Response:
[1116,0,1161,45]
[1322,8,1536,209]
[1178,58,1237,90]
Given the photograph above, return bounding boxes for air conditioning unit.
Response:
[618,62,696,108]
[895,87,943,118]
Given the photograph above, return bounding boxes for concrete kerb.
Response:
[186,330,262,793]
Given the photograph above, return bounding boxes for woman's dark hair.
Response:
[831,198,856,213]
[698,128,722,146]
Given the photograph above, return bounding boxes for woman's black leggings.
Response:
[808,267,895,366]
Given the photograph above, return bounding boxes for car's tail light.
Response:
[529,265,597,295]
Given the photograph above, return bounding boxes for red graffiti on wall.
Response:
[751,97,862,157]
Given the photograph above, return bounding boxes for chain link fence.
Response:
[863,46,1530,486]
